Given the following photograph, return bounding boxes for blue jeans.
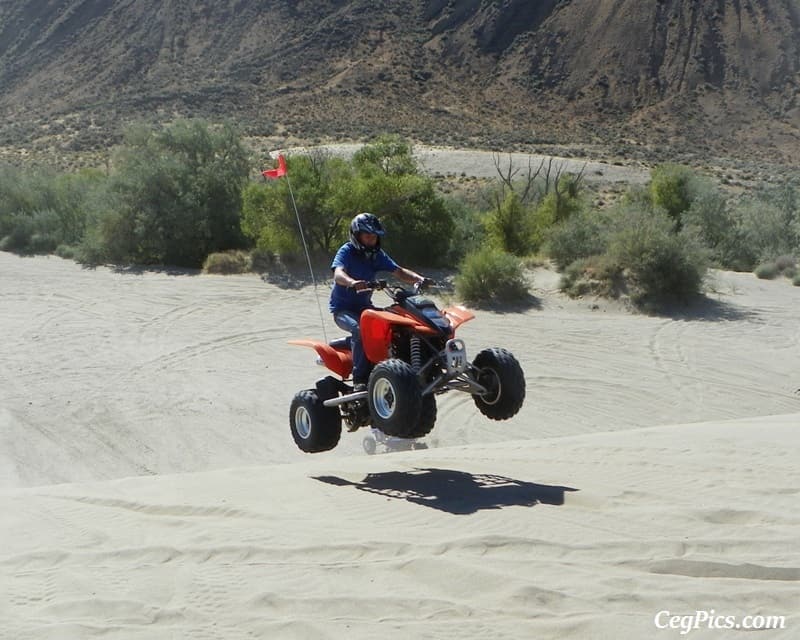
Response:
[333,309,371,384]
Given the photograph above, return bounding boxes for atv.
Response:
[288,280,525,453]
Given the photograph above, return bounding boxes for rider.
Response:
[330,213,429,391]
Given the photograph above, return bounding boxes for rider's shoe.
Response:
[353,382,367,393]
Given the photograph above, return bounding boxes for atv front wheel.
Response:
[471,348,526,420]
[405,393,437,439]
[290,389,342,452]
[367,359,422,437]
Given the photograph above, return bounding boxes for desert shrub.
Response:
[245,139,453,267]
[559,254,623,298]
[731,199,797,269]
[94,119,250,267]
[546,208,611,271]
[775,255,797,273]
[241,180,300,256]
[367,174,453,266]
[0,165,106,254]
[455,246,529,305]
[680,182,737,266]
[536,174,585,223]
[649,164,695,227]
[0,213,34,251]
[330,143,453,266]
[444,197,485,263]
[793,273,800,286]
[484,191,534,256]
[249,248,276,272]
[754,262,779,279]
[606,207,708,307]
[484,171,586,256]
[203,250,251,274]
[0,210,62,253]
[725,182,800,269]
[55,244,79,260]
[774,254,797,274]
[243,153,352,257]
[352,134,417,176]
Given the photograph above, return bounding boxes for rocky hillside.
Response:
[1,0,798,164]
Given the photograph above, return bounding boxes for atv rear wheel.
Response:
[290,389,342,452]
[367,359,422,437]
[471,348,526,420]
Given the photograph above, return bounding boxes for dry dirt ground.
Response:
[276,142,652,185]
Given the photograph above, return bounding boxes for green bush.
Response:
[775,254,797,274]
[754,262,779,279]
[793,273,800,286]
[352,134,417,176]
[649,164,695,227]
[680,182,737,266]
[244,140,453,267]
[249,248,276,272]
[444,197,485,263]
[245,152,353,256]
[559,254,623,299]
[0,165,106,255]
[0,210,62,253]
[728,183,800,269]
[484,191,534,256]
[607,208,708,308]
[55,244,79,260]
[202,250,251,274]
[331,144,453,266]
[455,246,529,305]
[94,119,250,267]
[546,209,611,271]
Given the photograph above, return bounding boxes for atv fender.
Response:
[360,309,437,363]
[289,339,353,378]
[442,305,475,330]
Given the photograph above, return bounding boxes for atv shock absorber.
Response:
[410,336,423,372]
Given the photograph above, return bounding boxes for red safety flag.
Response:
[262,154,287,179]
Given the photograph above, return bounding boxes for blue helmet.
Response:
[349,212,385,257]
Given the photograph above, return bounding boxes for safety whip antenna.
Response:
[263,154,328,342]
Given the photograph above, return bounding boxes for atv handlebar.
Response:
[357,278,436,299]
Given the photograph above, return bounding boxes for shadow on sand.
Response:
[108,264,201,276]
[314,467,578,515]
[466,293,543,313]
[657,294,762,323]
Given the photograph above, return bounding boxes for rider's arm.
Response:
[334,266,367,290]
[394,266,425,285]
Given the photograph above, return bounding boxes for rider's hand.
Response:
[349,280,369,292]
[417,277,435,289]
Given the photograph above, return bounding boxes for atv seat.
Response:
[329,336,352,351]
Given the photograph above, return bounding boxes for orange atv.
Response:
[288,280,525,452]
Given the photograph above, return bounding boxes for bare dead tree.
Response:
[492,153,546,205]
[549,160,588,222]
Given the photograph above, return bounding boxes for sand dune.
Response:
[1,250,799,638]
[2,416,798,638]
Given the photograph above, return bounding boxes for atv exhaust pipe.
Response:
[323,390,368,407]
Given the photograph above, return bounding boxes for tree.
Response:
[243,152,352,256]
[352,134,417,176]
[649,164,695,229]
[101,119,250,266]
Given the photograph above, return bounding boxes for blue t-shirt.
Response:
[329,242,399,313]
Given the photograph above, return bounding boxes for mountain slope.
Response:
[1,0,798,163]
